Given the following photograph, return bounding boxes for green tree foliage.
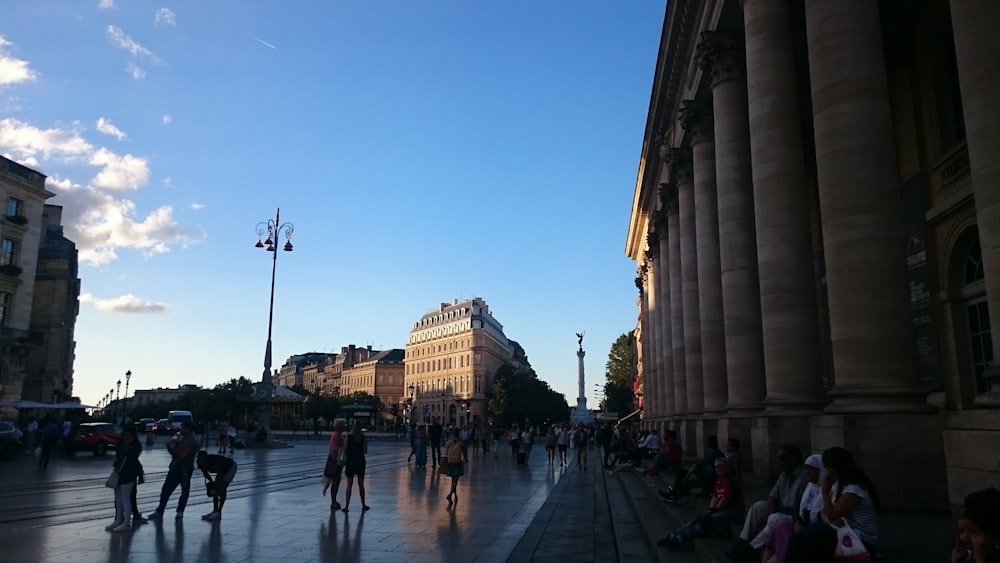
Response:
[603,332,636,416]
[340,391,383,411]
[488,364,570,428]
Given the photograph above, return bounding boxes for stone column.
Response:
[663,174,688,418]
[669,147,703,416]
[805,0,929,412]
[743,0,826,414]
[644,238,661,423]
[950,0,1000,403]
[697,31,767,415]
[656,207,675,418]
[636,269,650,417]
[679,99,728,416]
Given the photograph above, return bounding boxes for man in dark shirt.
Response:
[428,420,443,468]
[147,422,200,519]
[660,435,724,503]
[197,451,237,521]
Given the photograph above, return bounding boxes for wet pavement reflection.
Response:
[0,438,569,562]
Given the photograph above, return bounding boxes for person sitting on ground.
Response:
[726,444,808,561]
[658,457,746,549]
[196,450,237,521]
[660,435,725,503]
[638,429,662,471]
[725,438,744,485]
[757,453,824,563]
[784,447,880,563]
[951,488,1000,563]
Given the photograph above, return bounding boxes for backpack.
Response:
[446,441,463,463]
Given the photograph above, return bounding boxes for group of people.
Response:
[103,422,238,532]
[322,418,372,512]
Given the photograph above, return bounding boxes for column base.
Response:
[824,385,936,414]
[679,419,698,461]
[751,415,814,482]
[718,416,754,472]
[695,417,719,459]
[812,413,947,509]
[944,410,1000,514]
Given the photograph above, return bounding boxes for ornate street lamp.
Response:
[253,208,294,436]
[123,370,132,425]
[115,380,121,424]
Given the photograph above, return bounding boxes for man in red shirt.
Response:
[658,458,746,549]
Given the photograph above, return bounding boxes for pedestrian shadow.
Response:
[153,516,184,561]
[318,509,365,561]
[197,520,223,561]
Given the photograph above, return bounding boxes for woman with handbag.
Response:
[106,426,142,532]
[341,419,370,513]
[443,427,465,504]
[323,418,347,510]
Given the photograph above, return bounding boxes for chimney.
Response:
[453,298,458,305]
[347,344,356,368]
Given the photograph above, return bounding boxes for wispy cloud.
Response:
[98,0,115,9]
[1,118,204,266]
[96,117,126,140]
[155,8,176,26]
[106,26,153,58]
[81,292,169,314]
[190,203,205,210]
[0,36,38,85]
[126,63,146,81]
[162,114,173,125]
[247,33,277,50]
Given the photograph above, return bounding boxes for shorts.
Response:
[558,445,567,452]
[345,460,366,478]
[219,463,237,485]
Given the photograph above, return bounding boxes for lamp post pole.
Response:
[123,370,132,425]
[407,384,415,424]
[115,380,121,424]
[254,208,295,437]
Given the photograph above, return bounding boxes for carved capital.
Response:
[695,31,746,87]
[645,231,660,257]
[659,181,679,215]
[665,146,694,184]
[634,275,644,292]
[654,209,670,235]
[678,99,713,144]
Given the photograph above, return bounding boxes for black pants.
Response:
[430,442,441,466]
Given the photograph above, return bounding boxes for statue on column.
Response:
[576,332,585,351]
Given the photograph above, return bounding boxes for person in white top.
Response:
[555,426,569,466]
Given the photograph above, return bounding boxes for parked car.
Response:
[0,421,23,461]
[65,422,121,456]
[152,418,173,436]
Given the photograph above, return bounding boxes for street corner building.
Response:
[625,0,1000,512]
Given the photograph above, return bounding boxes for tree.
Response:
[488,364,570,428]
[603,332,636,416]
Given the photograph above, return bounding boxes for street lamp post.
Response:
[123,370,132,425]
[115,380,121,423]
[253,208,295,438]
[407,383,415,423]
[440,393,447,426]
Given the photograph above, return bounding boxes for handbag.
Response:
[832,522,870,562]
[324,453,338,477]
[105,470,119,489]
[335,433,348,465]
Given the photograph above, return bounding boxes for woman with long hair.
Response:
[323,418,347,510]
[106,425,142,532]
[785,446,880,563]
[414,424,428,468]
[341,420,370,513]
[444,427,464,504]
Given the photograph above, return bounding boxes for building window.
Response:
[1,238,19,266]
[474,353,482,365]
[0,292,9,327]
[6,197,23,218]
[959,231,992,394]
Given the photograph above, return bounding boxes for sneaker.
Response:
[204,512,220,521]
[146,511,163,520]
[201,512,215,520]
[111,523,133,532]
[105,521,122,531]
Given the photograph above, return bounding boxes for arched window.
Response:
[957,230,992,394]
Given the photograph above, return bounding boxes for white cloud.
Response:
[126,63,146,81]
[0,118,92,161]
[190,203,205,210]
[98,0,115,9]
[0,36,39,86]
[161,114,173,125]
[89,148,149,190]
[106,26,153,58]
[95,117,126,140]
[84,292,169,314]
[155,8,176,26]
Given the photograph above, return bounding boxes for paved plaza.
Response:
[0,437,645,563]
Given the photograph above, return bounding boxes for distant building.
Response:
[0,156,57,417]
[22,205,80,404]
[131,384,202,409]
[341,348,405,426]
[276,352,329,389]
[405,298,512,427]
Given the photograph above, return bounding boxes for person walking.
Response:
[341,420,370,513]
[106,426,142,532]
[217,421,229,454]
[428,419,443,469]
[37,417,60,470]
[414,424,428,468]
[324,419,347,510]
[544,426,557,466]
[197,451,237,521]
[25,417,38,453]
[443,427,464,504]
[146,422,199,520]
[556,425,569,466]
[572,424,589,470]
[226,423,236,453]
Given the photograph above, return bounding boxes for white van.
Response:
[168,410,194,431]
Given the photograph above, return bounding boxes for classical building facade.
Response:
[405,298,512,427]
[22,205,80,404]
[626,0,999,511]
[340,348,405,425]
[0,156,56,417]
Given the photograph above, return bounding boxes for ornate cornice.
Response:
[659,181,679,216]
[678,99,713,144]
[695,31,745,88]
[665,146,694,184]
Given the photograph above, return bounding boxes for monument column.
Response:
[742,0,827,476]
[679,99,728,417]
[644,237,661,423]
[656,205,675,419]
[805,0,929,412]
[950,0,1000,403]
[663,173,688,419]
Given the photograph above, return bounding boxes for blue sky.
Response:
[1,1,664,409]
